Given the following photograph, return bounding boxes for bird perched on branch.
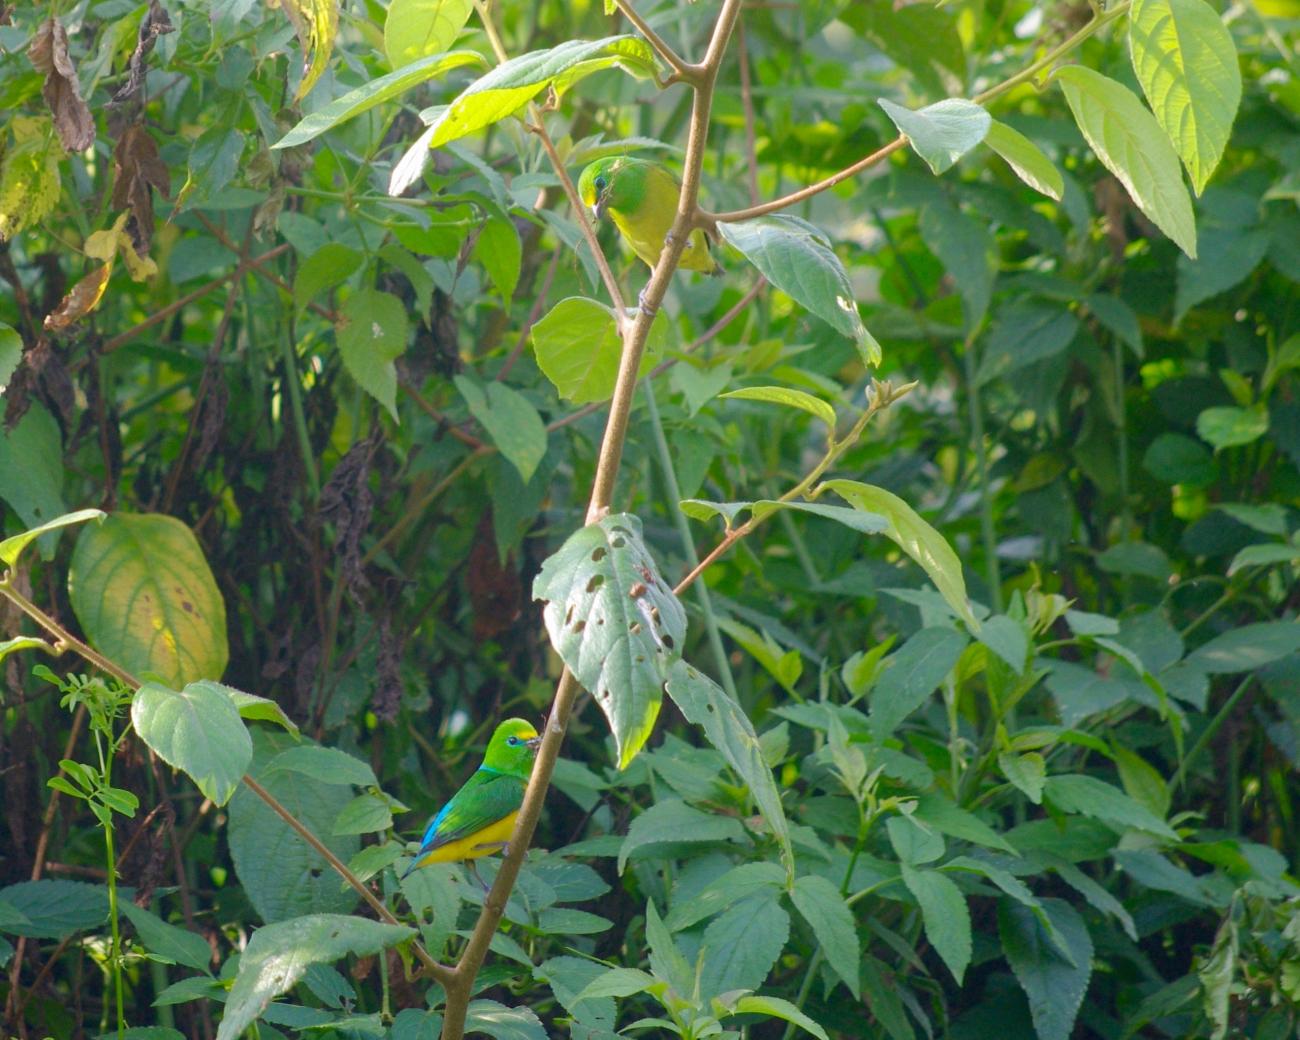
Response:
[578,156,720,274]
[400,718,541,888]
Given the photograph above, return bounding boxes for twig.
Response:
[611,0,694,79]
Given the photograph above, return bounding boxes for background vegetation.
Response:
[1,0,1300,1038]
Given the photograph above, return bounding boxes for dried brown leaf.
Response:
[109,0,173,107]
[44,262,112,332]
[111,125,169,255]
[28,18,95,153]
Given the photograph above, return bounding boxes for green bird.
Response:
[401,718,541,887]
[578,156,719,274]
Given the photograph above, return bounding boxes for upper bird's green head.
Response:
[578,156,650,222]
[481,717,542,778]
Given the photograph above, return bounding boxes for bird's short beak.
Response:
[592,196,607,221]
[525,734,543,750]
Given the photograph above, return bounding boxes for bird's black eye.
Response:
[594,175,607,193]
[506,736,518,746]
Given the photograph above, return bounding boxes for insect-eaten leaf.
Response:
[533,513,686,768]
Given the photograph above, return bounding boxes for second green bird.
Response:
[578,156,719,274]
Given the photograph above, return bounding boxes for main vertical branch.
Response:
[438,3,748,1038]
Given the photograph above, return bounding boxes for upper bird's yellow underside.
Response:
[411,811,518,866]
[609,208,717,273]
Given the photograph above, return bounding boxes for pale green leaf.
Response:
[984,120,1063,200]
[0,508,103,570]
[132,680,252,806]
[999,898,1094,1040]
[731,996,829,1040]
[790,875,860,998]
[720,385,837,429]
[384,0,474,69]
[335,289,409,420]
[531,297,667,404]
[455,375,547,483]
[878,97,991,174]
[900,864,971,983]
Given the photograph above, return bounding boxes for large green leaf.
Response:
[729,996,829,1040]
[975,301,1079,386]
[119,901,212,974]
[227,731,360,923]
[618,799,743,874]
[424,36,657,150]
[869,627,969,738]
[1185,621,1300,673]
[1054,65,1197,258]
[335,289,409,421]
[384,0,474,69]
[454,375,547,483]
[664,660,794,875]
[1043,774,1179,840]
[716,215,880,366]
[664,861,787,930]
[698,889,791,998]
[533,513,686,768]
[274,51,486,149]
[215,914,414,1040]
[790,874,860,998]
[999,898,1094,1040]
[132,680,253,807]
[878,97,991,174]
[531,297,667,404]
[1128,0,1242,194]
[69,512,228,687]
[1175,223,1269,323]
[720,385,837,429]
[0,880,107,939]
[820,480,978,630]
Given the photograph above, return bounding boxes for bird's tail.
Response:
[399,853,423,881]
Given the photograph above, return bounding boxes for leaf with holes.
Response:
[533,513,686,768]
[69,512,228,687]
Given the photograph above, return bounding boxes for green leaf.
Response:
[1196,404,1269,449]
[1043,774,1179,840]
[720,385,837,429]
[152,975,225,1006]
[975,301,1079,386]
[1128,0,1242,194]
[228,731,361,923]
[699,889,791,998]
[821,480,979,630]
[999,751,1046,804]
[69,512,228,687]
[1199,914,1237,1039]
[347,841,403,883]
[1097,541,1173,581]
[335,289,409,421]
[887,815,945,865]
[384,0,474,69]
[531,297,667,404]
[215,914,414,1040]
[132,680,251,807]
[293,243,361,313]
[914,791,1016,854]
[716,216,879,365]
[119,902,212,974]
[1175,225,1269,322]
[1143,432,1218,485]
[0,508,103,570]
[918,198,995,331]
[1186,621,1300,673]
[424,37,657,150]
[454,375,547,483]
[0,880,107,938]
[790,874,860,998]
[730,996,829,1040]
[263,745,379,788]
[533,513,687,768]
[333,793,393,835]
[984,120,1063,200]
[999,898,1094,1040]
[645,898,694,995]
[474,211,522,304]
[276,51,487,149]
[0,321,20,391]
[664,861,786,931]
[569,966,657,1003]
[0,636,56,664]
[224,687,299,736]
[537,955,622,1028]
[1228,543,1300,575]
[900,864,971,983]
[0,404,66,559]
[869,627,969,738]
[1053,65,1197,258]
[878,97,991,174]
[618,799,743,874]
[665,661,794,876]
[1087,293,1144,357]
[464,999,547,1040]
[978,615,1030,672]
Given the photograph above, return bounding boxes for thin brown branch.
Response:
[611,0,694,78]
[401,386,488,450]
[497,248,560,382]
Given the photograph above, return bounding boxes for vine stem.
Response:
[438,3,748,1038]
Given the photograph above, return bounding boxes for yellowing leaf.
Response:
[83,213,157,282]
[279,0,339,100]
[0,117,63,242]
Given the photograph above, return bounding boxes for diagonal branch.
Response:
[610,0,695,79]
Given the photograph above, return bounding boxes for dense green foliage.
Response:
[2,0,1300,1038]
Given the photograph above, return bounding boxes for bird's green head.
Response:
[481,717,542,778]
[578,156,647,222]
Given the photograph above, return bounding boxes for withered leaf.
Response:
[44,262,111,332]
[111,125,169,255]
[28,18,95,153]
[109,0,173,107]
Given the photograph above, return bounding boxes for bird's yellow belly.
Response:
[414,812,518,866]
